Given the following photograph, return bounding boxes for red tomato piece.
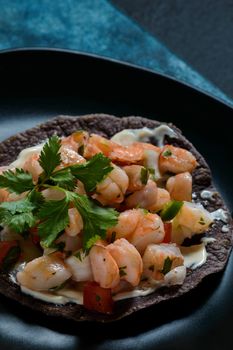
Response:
[163,222,172,243]
[83,281,114,314]
[0,240,18,264]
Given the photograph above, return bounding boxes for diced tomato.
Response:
[83,281,114,314]
[163,222,172,243]
[0,240,18,264]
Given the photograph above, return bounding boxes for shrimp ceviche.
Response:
[0,119,229,318]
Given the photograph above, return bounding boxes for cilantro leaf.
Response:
[39,135,61,178]
[50,168,76,191]
[38,196,70,247]
[0,169,34,194]
[74,194,118,251]
[0,197,36,214]
[140,167,149,185]
[161,257,172,275]
[70,153,113,192]
[0,197,37,233]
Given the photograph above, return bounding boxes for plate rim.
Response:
[0,46,232,111]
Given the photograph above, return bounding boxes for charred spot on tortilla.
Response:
[0,114,232,323]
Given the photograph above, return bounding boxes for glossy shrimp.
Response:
[172,201,213,244]
[85,133,160,165]
[16,255,72,291]
[89,243,120,288]
[66,250,93,282]
[125,179,158,210]
[108,209,165,254]
[159,145,197,174]
[92,164,129,206]
[107,238,143,287]
[166,172,192,202]
[142,243,184,281]
[65,208,83,237]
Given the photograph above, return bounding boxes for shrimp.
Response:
[61,130,89,153]
[55,233,82,253]
[85,134,160,165]
[125,179,158,210]
[148,188,170,212]
[60,143,86,167]
[123,165,147,192]
[92,164,129,206]
[107,238,143,287]
[89,244,120,288]
[166,172,192,202]
[66,250,93,282]
[172,201,213,244]
[142,243,184,281]
[16,255,71,291]
[65,208,83,237]
[129,212,165,254]
[108,209,165,254]
[159,145,197,174]
[23,154,43,182]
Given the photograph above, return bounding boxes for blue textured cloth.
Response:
[0,0,231,106]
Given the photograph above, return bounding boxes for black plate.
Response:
[0,48,232,350]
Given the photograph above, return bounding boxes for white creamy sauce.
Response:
[200,190,216,200]
[221,225,229,233]
[111,125,176,147]
[201,237,216,244]
[180,244,207,269]
[210,209,228,223]
[10,143,45,168]
[21,286,69,304]
[143,149,161,179]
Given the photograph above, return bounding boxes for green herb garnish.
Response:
[0,136,118,251]
[198,217,205,225]
[161,257,172,275]
[162,149,172,157]
[140,167,149,185]
[119,266,127,277]
[160,200,183,221]
[0,169,34,194]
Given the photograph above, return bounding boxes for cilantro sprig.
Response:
[0,135,118,251]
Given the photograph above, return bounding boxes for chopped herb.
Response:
[160,200,183,221]
[140,167,149,185]
[119,266,127,277]
[143,209,149,215]
[75,251,83,261]
[199,217,206,225]
[110,232,116,243]
[148,265,154,272]
[162,149,172,157]
[49,281,67,292]
[78,145,84,156]
[95,294,101,302]
[161,257,172,275]
[148,168,155,175]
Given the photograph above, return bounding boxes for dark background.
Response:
[112,0,233,99]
